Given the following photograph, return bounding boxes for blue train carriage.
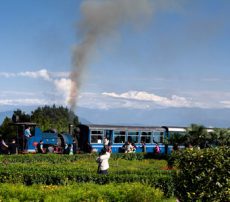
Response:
[77,124,168,154]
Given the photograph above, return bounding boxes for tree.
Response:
[31,105,79,132]
[210,128,230,146]
[12,109,31,122]
[0,117,16,141]
[186,124,211,148]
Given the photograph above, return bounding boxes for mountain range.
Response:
[0,106,229,128]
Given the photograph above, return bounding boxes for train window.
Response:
[90,130,104,144]
[141,131,151,143]
[113,130,126,143]
[153,131,164,143]
[127,131,139,143]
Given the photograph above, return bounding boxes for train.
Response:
[12,122,188,154]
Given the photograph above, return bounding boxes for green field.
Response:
[0,153,176,201]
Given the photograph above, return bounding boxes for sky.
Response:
[0,0,230,127]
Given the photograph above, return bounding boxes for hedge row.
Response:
[0,182,176,202]
[0,152,167,163]
[171,146,230,201]
[0,164,175,197]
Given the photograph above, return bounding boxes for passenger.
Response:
[154,143,160,154]
[103,137,110,151]
[69,144,74,155]
[24,126,32,150]
[85,141,93,153]
[97,137,102,143]
[125,141,133,153]
[131,143,137,153]
[72,140,77,154]
[0,135,8,154]
[8,139,18,155]
[103,137,109,146]
[141,141,146,152]
[96,147,111,175]
[47,145,54,153]
[37,140,45,154]
[63,144,70,154]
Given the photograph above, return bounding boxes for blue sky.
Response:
[0,0,230,126]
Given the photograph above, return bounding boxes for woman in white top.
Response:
[96,148,110,174]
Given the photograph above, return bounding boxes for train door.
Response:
[105,130,113,146]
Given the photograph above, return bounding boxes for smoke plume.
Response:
[69,0,154,110]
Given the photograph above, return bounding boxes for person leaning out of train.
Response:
[37,140,45,154]
[96,147,111,175]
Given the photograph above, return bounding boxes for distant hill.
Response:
[78,117,92,124]
[1,106,230,128]
[76,107,230,128]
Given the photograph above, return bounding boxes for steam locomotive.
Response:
[12,122,73,153]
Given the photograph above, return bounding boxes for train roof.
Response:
[9,122,37,126]
[84,124,164,131]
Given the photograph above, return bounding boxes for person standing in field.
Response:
[96,148,111,175]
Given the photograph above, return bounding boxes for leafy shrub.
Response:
[0,182,171,202]
[0,155,174,197]
[172,146,230,201]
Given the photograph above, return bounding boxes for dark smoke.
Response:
[69,0,154,110]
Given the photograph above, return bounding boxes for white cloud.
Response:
[18,69,51,81]
[0,69,69,80]
[0,72,16,77]
[77,91,190,110]
[0,69,71,106]
[102,91,192,108]
[220,101,230,108]
[0,98,48,106]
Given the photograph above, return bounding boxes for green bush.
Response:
[0,155,174,197]
[0,152,168,164]
[0,182,174,202]
[172,146,230,201]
